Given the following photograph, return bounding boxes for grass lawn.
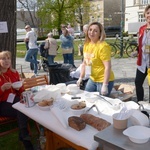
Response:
[16,38,132,60]
[0,120,40,150]
[16,40,83,61]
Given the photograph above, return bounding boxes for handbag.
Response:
[62,48,73,54]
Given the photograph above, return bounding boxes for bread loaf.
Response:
[68,116,86,131]
[80,114,111,131]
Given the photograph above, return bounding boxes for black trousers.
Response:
[0,96,33,150]
[135,68,148,101]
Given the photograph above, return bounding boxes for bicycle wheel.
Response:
[109,43,117,57]
[126,44,138,57]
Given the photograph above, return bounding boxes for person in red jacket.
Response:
[0,51,34,150]
[135,5,150,102]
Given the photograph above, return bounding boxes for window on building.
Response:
[141,0,150,5]
[138,13,145,22]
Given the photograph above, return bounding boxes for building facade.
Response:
[17,0,122,35]
[125,0,150,34]
[89,0,122,27]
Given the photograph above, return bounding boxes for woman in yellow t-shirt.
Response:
[77,22,115,96]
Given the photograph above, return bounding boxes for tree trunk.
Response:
[0,0,16,68]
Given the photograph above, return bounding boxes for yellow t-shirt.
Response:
[83,41,114,82]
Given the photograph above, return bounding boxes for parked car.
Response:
[74,31,84,39]
[104,26,121,37]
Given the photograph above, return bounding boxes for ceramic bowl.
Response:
[36,104,50,111]
[129,109,149,127]
[56,83,67,94]
[12,81,23,89]
[123,125,150,144]
[69,103,86,115]
[67,84,80,94]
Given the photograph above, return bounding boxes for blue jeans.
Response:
[85,78,114,96]
[25,48,38,74]
[63,53,73,65]
[47,55,55,65]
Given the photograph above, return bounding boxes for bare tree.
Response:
[0,0,16,68]
[18,0,38,27]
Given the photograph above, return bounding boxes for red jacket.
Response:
[0,68,24,102]
[137,24,147,66]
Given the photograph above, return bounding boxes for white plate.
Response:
[123,125,150,144]
[84,93,99,103]
[36,104,50,111]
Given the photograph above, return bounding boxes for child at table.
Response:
[0,51,34,150]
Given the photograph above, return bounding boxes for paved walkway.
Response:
[16,57,149,101]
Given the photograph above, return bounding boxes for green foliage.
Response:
[37,0,90,35]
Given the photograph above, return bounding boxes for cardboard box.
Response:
[110,84,135,101]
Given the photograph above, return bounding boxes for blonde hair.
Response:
[85,22,106,43]
[0,51,15,74]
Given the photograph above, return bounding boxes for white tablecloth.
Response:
[12,91,139,150]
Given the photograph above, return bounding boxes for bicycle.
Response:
[109,36,138,57]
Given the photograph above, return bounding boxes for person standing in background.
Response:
[25,40,34,71]
[78,24,89,59]
[67,23,76,68]
[135,5,150,102]
[44,32,58,65]
[77,22,114,96]
[24,25,39,76]
[67,23,74,37]
[60,24,74,66]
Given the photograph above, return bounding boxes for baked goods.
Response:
[80,114,111,131]
[68,116,86,131]
[71,101,86,110]
[38,99,53,107]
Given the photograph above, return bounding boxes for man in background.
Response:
[24,25,39,76]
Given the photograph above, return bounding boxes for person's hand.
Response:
[101,84,108,96]
[1,82,12,91]
[76,77,83,87]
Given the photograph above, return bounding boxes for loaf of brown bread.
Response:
[80,114,111,131]
[68,116,86,131]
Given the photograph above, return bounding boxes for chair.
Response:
[0,117,18,137]
[23,75,48,91]
[0,75,48,137]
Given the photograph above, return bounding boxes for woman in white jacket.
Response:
[44,32,58,65]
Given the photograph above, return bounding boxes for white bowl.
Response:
[12,81,23,89]
[129,109,149,127]
[123,126,150,144]
[56,83,67,94]
[69,107,86,115]
[67,84,79,94]
[36,104,50,111]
